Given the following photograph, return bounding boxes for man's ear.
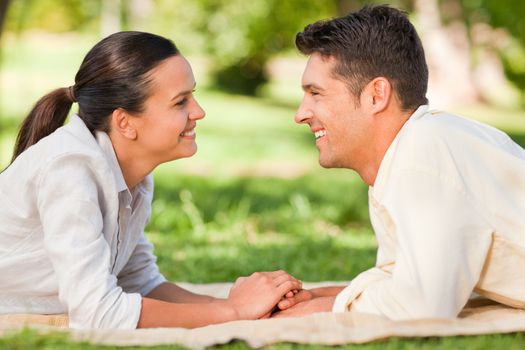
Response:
[362,77,392,114]
[111,108,137,140]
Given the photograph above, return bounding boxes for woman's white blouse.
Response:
[333,106,525,319]
[0,115,166,329]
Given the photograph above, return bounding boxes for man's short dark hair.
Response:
[296,5,428,111]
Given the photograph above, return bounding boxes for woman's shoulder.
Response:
[2,120,111,189]
[19,129,102,169]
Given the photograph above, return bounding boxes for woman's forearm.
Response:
[145,282,217,304]
[137,297,236,328]
[139,271,302,328]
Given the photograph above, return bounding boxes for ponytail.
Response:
[11,86,76,162]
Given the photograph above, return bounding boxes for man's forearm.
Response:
[310,286,346,297]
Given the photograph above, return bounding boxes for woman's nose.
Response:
[190,99,206,120]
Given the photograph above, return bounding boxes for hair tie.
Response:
[66,85,77,103]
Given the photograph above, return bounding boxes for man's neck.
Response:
[359,107,414,186]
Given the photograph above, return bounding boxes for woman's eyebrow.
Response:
[171,82,197,100]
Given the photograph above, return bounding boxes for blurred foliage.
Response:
[190,0,336,95]
[2,0,525,98]
[452,0,525,102]
[477,0,525,100]
[4,0,100,33]
[473,0,525,46]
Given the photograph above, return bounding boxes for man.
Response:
[275,5,525,319]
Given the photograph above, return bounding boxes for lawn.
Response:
[1,33,525,349]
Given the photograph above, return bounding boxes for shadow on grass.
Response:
[508,131,525,148]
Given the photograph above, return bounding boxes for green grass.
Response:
[148,172,373,283]
[2,328,525,349]
[1,33,525,348]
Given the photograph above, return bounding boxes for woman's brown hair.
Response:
[11,31,179,162]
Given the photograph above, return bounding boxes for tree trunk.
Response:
[414,0,481,108]
[100,0,121,37]
[335,0,364,15]
[0,0,9,37]
[0,0,11,139]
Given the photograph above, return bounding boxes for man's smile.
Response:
[314,129,327,140]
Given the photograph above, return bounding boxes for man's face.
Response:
[295,53,372,170]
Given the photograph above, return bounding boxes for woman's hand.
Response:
[226,270,302,320]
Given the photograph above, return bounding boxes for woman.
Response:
[0,31,301,329]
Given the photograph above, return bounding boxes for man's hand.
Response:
[277,289,314,310]
[277,286,345,310]
[272,296,336,318]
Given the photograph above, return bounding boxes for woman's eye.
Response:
[175,98,188,107]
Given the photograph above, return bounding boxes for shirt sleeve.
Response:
[333,169,493,319]
[118,233,167,296]
[37,155,142,329]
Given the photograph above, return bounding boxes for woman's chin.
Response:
[168,146,198,162]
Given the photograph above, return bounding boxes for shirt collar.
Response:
[95,129,128,193]
[371,104,429,197]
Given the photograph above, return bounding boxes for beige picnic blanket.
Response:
[1,282,525,349]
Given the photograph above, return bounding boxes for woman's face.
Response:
[132,55,205,165]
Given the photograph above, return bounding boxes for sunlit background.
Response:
[2,0,525,276]
[2,0,525,170]
[1,0,525,279]
[1,2,525,346]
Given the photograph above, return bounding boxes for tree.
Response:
[414,0,481,106]
[3,0,100,34]
[0,0,9,38]
[461,0,525,103]
[193,0,336,95]
[0,0,11,134]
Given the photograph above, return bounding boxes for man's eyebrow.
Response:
[171,82,197,100]
[302,83,324,92]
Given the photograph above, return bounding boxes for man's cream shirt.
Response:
[333,105,525,319]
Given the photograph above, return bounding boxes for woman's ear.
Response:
[111,108,137,140]
[362,77,392,114]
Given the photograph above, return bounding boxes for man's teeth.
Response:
[314,130,326,139]
[181,130,195,137]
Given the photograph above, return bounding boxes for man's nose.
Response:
[294,100,313,124]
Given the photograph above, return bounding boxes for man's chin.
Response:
[319,156,347,169]
[318,157,334,169]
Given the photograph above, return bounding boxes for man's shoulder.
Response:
[391,108,524,176]
[403,109,510,148]
[407,109,474,134]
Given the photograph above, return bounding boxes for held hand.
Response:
[277,286,344,310]
[272,296,336,318]
[227,270,302,320]
[277,289,314,310]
